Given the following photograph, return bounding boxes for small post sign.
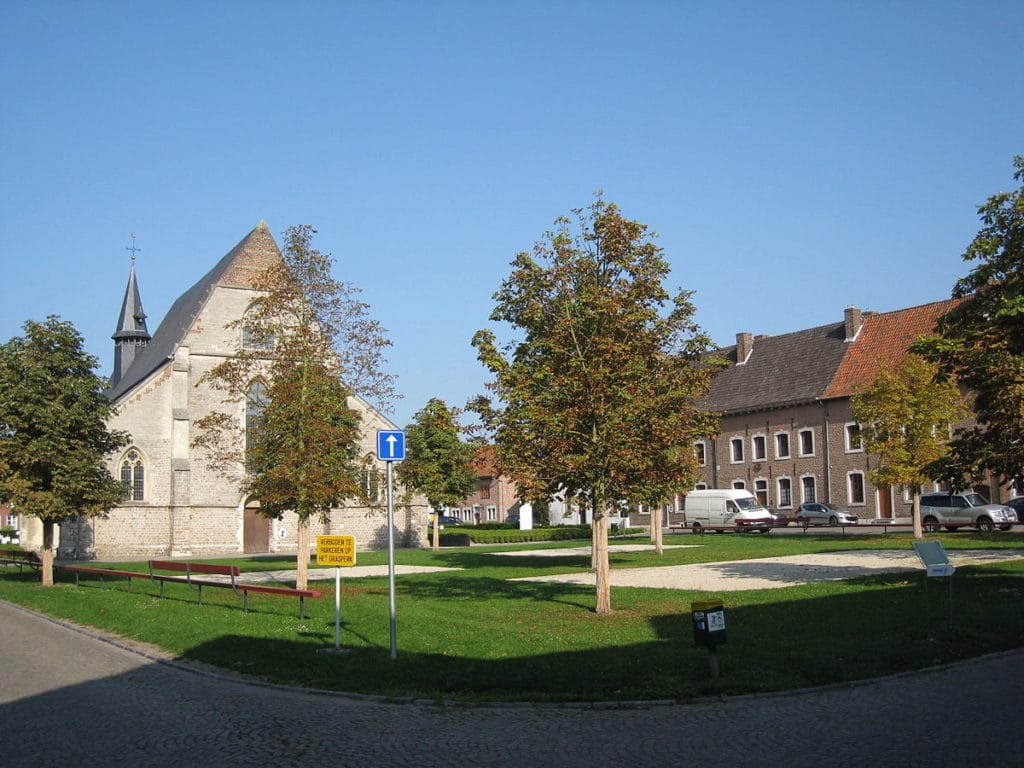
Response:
[691,599,727,680]
[316,536,356,654]
[316,535,356,567]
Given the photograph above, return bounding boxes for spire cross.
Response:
[126,233,141,263]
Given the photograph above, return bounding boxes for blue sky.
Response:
[3,1,1022,428]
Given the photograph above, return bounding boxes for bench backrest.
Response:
[3,550,40,562]
[148,560,241,578]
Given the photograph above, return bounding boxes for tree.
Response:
[472,197,720,613]
[192,225,396,589]
[913,156,1024,491]
[0,317,128,585]
[396,398,478,550]
[851,355,967,539]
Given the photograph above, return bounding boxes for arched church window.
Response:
[245,380,269,474]
[241,303,275,350]
[120,449,145,501]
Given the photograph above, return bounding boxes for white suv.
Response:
[919,492,1017,533]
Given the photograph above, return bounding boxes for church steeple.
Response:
[110,235,151,388]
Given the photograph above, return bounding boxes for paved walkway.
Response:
[513,548,1024,590]
[2,599,1021,767]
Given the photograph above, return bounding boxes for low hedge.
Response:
[438,525,642,545]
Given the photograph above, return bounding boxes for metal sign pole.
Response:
[387,459,397,660]
[334,566,341,651]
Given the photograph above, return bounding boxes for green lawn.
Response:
[2,532,1023,703]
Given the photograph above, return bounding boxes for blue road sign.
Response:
[377,430,406,461]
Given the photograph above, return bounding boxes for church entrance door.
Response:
[243,502,270,553]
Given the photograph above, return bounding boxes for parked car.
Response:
[430,514,463,528]
[505,512,520,527]
[796,502,858,526]
[767,508,792,527]
[919,492,1017,533]
[1005,496,1024,522]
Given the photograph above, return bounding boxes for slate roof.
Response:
[106,222,279,401]
[821,298,960,400]
[702,321,851,414]
[112,264,149,341]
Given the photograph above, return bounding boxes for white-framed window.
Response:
[730,437,744,463]
[845,423,863,453]
[798,429,815,457]
[752,434,767,461]
[694,441,706,467]
[777,477,793,508]
[486,505,497,521]
[775,432,790,459]
[732,480,746,490]
[119,448,145,501]
[801,475,817,503]
[848,472,866,506]
[754,478,768,506]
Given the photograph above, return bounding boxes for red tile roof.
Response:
[821,298,962,399]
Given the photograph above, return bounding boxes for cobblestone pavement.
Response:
[3,599,1021,768]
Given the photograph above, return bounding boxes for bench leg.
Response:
[197,584,203,605]
[299,596,305,620]
[243,591,250,613]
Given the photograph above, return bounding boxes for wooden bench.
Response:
[59,564,150,590]
[148,560,241,603]
[57,557,321,618]
[234,583,323,620]
[0,549,42,572]
[148,560,321,618]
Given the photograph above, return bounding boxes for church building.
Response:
[58,222,428,560]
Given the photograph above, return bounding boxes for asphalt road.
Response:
[2,599,1021,768]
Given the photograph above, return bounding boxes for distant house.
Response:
[52,223,428,560]
[0,506,17,536]
[447,446,521,524]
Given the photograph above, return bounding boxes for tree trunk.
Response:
[593,512,611,614]
[651,504,664,555]
[41,519,55,587]
[296,518,310,590]
[432,515,440,551]
[912,490,923,540]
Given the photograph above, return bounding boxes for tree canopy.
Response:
[0,317,128,584]
[192,225,396,588]
[472,197,720,613]
[851,355,967,538]
[913,156,1024,490]
[397,398,478,550]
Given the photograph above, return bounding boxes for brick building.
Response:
[446,446,521,524]
[56,222,428,560]
[684,299,1016,523]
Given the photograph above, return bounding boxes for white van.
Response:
[683,489,772,533]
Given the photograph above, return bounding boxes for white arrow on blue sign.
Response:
[376,430,406,461]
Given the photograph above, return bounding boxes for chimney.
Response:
[736,332,753,364]
[844,306,863,342]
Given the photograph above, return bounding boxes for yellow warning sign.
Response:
[316,535,356,566]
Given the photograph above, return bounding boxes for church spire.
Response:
[110,234,151,387]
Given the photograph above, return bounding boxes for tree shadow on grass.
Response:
[179,567,1024,703]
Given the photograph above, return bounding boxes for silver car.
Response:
[919,492,1017,533]
[796,502,858,526]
